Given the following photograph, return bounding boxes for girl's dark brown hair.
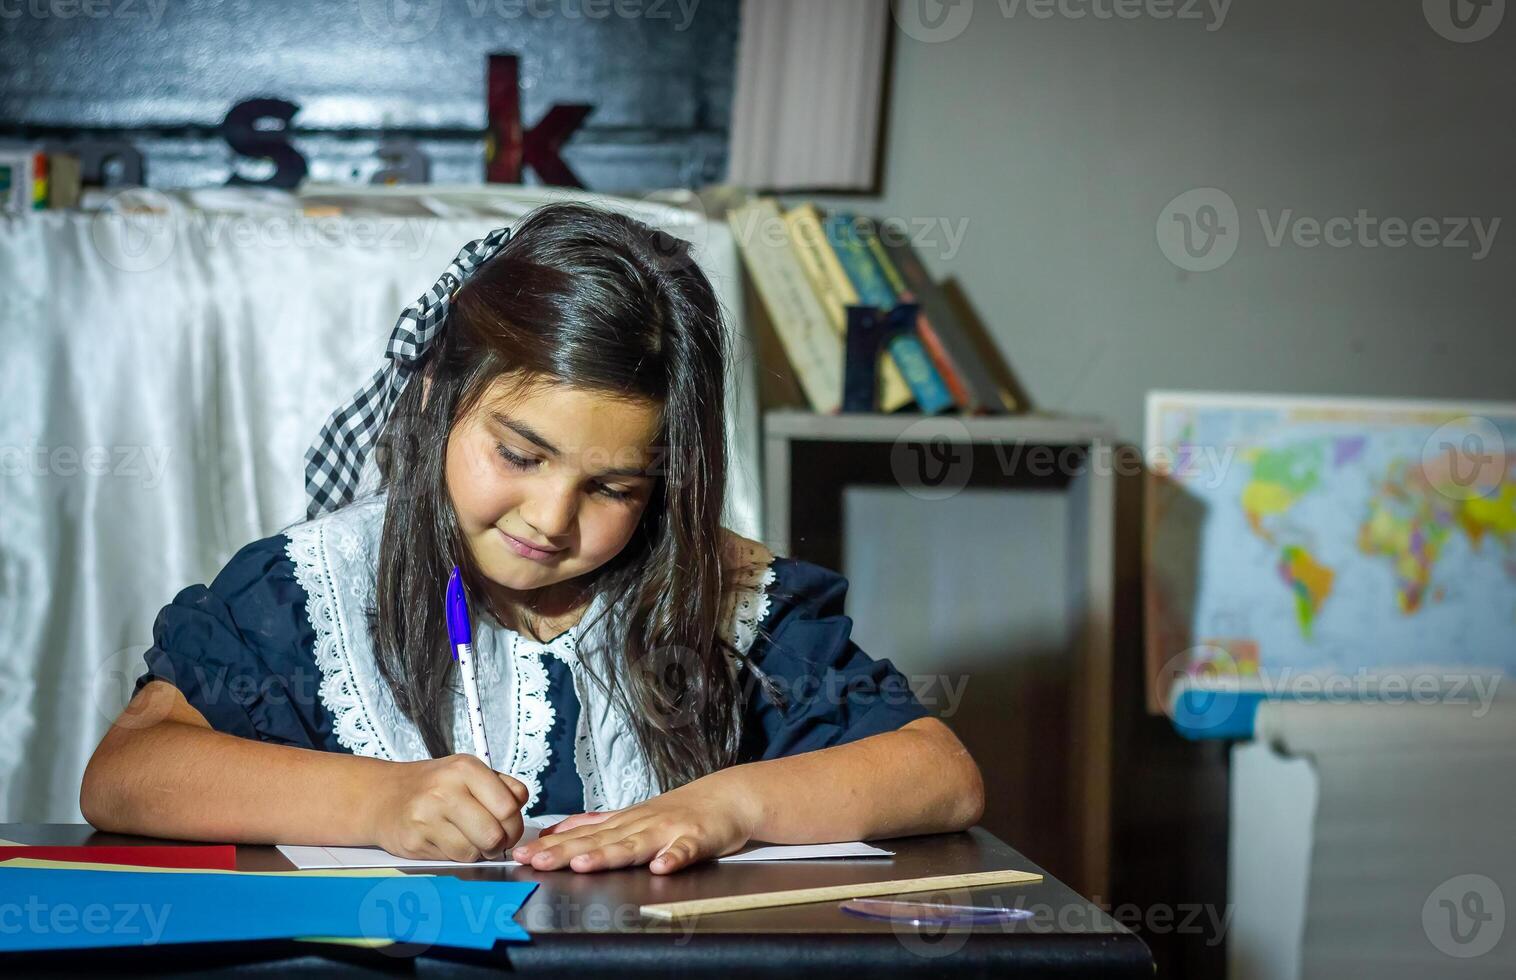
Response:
[368,201,772,793]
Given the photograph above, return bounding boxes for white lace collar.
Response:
[283,492,778,815]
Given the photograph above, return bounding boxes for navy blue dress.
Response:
[133,535,931,816]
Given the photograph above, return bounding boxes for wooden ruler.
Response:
[639,868,1043,921]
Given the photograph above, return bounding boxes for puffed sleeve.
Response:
[131,534,339,751]
[738,557,931,762]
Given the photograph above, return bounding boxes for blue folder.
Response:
[0,866,536,952]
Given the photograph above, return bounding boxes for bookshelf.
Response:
[761,409,1116,899]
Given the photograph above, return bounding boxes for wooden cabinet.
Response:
[761,410,1116,898]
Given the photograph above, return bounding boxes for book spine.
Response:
[829,213,954,414]
[0,151,36,215]
[883,238,1014,413]
[865,230,972,411]
[864,224,909,298]
[784,205,857,333]
[911,312,974,411]
[823,213,897,308]
[31,152,48,210]
[47,154,82,210]
[728,201,843,414]
[843,306,885,412]
[800,208,909,412]
[885,328,956,414]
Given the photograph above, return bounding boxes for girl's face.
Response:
[445,372,662,611]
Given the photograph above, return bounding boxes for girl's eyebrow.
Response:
[491,412,561,455]
[490,411,654,479]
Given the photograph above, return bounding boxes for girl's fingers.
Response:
[449,797,516,859]
[566,833,655,872]
[496,773,531,810]
[452,756,523,824]
[540,809,619,837]
[428,820,485,863]
[515,811,629,861]
[522,820,658,870]
[649,835,701,874]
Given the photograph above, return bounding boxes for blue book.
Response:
[883,329,956,414]
[823,212,955,414]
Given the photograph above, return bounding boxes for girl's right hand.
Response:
[366,754,528,862]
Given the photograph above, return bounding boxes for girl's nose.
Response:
[521,485,577,540]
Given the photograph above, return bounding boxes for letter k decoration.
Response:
[486,53,595,188]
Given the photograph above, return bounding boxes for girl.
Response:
[81,202,985,874]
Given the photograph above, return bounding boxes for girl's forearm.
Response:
[709,717,985,845]
[81,718,390,846]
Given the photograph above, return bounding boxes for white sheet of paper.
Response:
[276,816,893,870]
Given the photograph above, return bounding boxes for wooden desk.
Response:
[2,823,1152,977]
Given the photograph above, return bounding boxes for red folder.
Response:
[0,845,237,870]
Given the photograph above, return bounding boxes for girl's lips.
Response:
[499,528,563,560]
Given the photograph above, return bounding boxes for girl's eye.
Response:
[595,483,634,502]
[495,443,634,502]
[494,444,537,470]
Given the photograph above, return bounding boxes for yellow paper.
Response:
[0,858,410,947]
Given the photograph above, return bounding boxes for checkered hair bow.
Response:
[303,226,513,519]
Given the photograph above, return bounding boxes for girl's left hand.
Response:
[511,774,757,874]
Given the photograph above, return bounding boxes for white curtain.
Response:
[727,0,891,191]
[0,184,760,823]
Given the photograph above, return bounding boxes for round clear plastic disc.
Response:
[839,898,1036,927]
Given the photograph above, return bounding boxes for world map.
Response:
[1144,394,1516,703]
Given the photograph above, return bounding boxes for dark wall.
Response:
[0,0,739,190]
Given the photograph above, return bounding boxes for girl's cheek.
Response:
[445,435,493,517]
[592,510,645,562]
[466,436,503,483]
[479,482,521,527]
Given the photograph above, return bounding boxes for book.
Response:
[861,222,975,411]
[728,199,843,414]
[47,153,82,209]
[881,321,956,415]
[783,204,854,330]
[30,152,47,209]
[881,236,1018,413]
[844,304,924,413]
[821,211,896,308]
[783,204,913,412]
[825,212,955,415]
[0,149,36,214]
